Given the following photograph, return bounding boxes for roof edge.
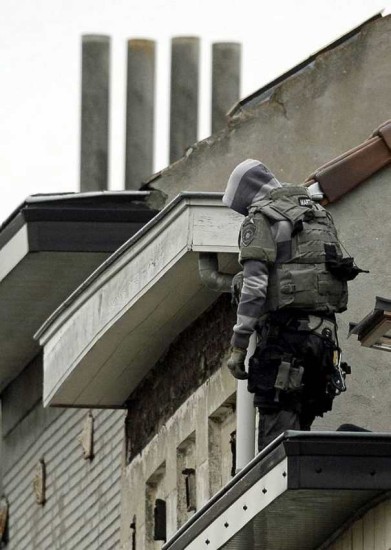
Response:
[228,12,382,118]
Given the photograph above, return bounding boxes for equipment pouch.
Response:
[274,361,290,391]
[288,366,304,391]
[324,244,369,281]
[248,352,279,395]
[274,360,304,392]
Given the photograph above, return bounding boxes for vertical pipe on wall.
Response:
[125,39,156,190]
[80,35,110,192]
[169,37,200,164]
[211,42,241,134]
[235,332,256,472]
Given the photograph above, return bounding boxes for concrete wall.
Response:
[120,363,236,549]
[2,356,125,549]
[121,296,236,548]
[313,168,391,432]
[125,295,235,461]
[145,16,391,204]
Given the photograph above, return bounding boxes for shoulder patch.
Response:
[241,221,256,246]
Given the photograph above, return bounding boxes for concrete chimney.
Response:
[211,42,241,134]
[80,35,110,192]
[125,39,156,190]
[169,37,200,164]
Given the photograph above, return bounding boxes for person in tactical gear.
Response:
[223,159,353,451]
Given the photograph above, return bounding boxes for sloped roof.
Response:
[304,120,391,203]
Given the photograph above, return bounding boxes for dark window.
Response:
[154,499,166,542]
[130,515,136,550]
[182,468,196,512]
[230,431,236,477]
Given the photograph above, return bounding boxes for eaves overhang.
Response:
[163,431,391,550]
[0,191,156,392]
[36,193,243,408]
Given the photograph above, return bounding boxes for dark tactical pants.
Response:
[248,317,336,452]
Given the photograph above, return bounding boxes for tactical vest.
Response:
[240,186,348,314]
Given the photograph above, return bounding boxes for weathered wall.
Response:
[145,16,391,204]
[313,168,391,432]
[125,294,235,461]
[121,359,236,549]
[2,355,125,550]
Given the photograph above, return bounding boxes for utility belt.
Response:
[261,310,337,342]
[249,311,350,411]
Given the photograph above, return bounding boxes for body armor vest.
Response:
[243,186,348,314]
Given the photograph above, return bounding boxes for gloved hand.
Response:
[227,347,248,380]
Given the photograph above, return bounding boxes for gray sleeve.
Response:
[231,259,269,349]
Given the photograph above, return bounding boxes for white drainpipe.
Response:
[235,332,256,472]
[198,252,256,472]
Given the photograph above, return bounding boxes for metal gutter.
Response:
[0,191,150,232]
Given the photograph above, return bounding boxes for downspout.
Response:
[198,252,232,292]
[236,333,256,472]
[198,252,256,471]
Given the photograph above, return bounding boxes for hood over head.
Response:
[222,159,282,215]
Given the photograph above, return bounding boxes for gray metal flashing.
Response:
[0,190,151,232]
[228,13,382,118]
[35,192,224,340]
[163,431,391,550]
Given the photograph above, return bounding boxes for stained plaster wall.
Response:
[314,168,391,432]
[121,296,237,548]
[120,364,236,549]
[124,295,235,461]
[145,16,391,205]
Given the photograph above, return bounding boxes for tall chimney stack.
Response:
[211,42,241,134]
[80,35,110,192]
[125,39,156,190]
[169,37,200,164]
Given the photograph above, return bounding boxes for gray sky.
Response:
[0,0,386,223]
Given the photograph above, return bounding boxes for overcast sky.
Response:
[0,0,386,223]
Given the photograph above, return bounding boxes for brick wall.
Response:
[125,294,235,461]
